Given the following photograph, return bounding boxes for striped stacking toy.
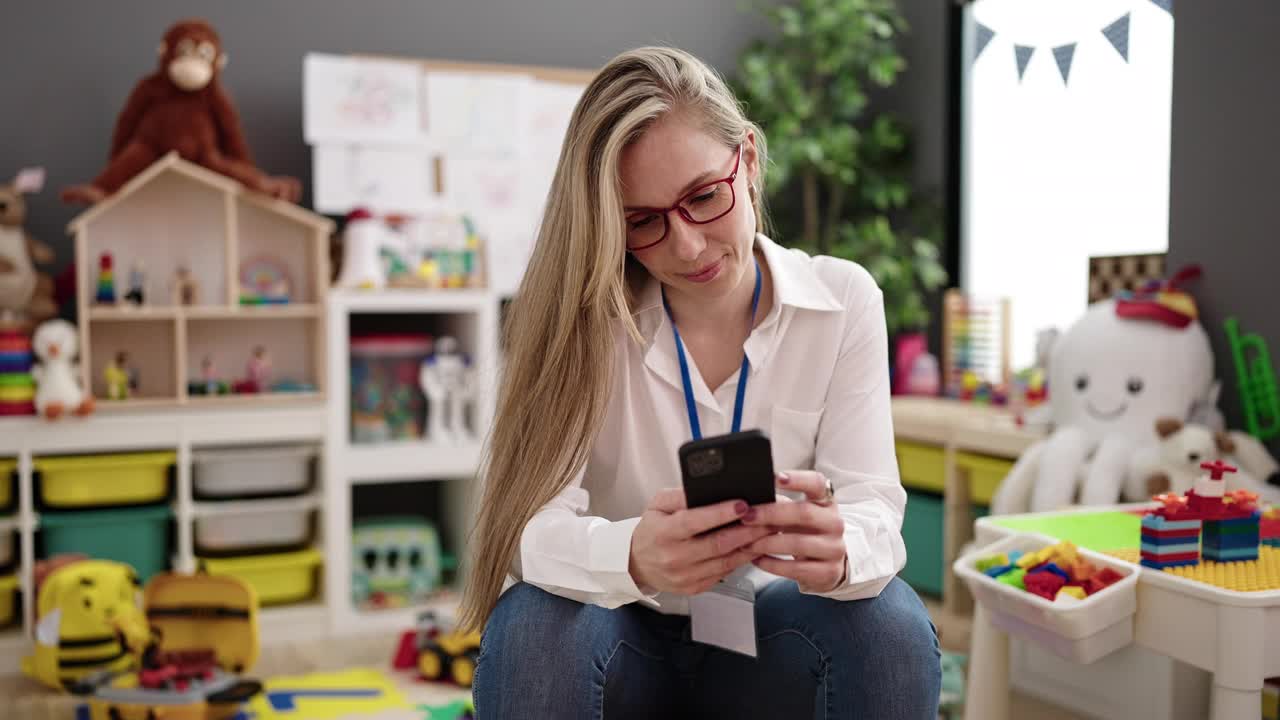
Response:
[0,329,36,416]
[1140,514,1203,569]
[1202,511,1262,563]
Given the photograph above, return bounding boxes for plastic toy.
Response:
[0,167,57,325]
[336,208,402,290]
[238,255,292,305]
[1225,316,1279,442]
[122,261,147,306]
[0,327,36,415]
[31,318,95,419]
[60,20,300,206]
[235,345,272,393]
[350,334,431,443]
[172,265,199,306]
[1141,460,1262,568]
[96,252,117,305]
[420,336,475,444]
[22,558,150,691]
[399,611,481,688]
[973,540,1122,602]
[352,517,445,611]
[104,351,134,400]
[75,572,264,719]
[992,275,1217,515]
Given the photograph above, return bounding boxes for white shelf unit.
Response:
[0,404,328,676]
[325,288,499,635]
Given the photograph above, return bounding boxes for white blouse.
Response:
[515,233,907,615]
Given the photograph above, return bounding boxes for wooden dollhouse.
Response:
[66,152,334,409]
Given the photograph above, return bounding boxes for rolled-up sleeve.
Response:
[806,281,908,601]
[516,464,662,609]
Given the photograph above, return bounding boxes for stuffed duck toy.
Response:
[31,319,94,419]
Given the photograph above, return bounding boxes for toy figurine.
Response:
[171,266,198,306]
[96,252,116,305]
[201,356,219,395]
[31,319,94,419]
[419,336,475,444]
[104,351,132,400]
[245,345,271,393]
[124,261,146,306]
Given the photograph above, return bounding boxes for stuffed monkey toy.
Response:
[0,168,58,329]
[62,19,301,205]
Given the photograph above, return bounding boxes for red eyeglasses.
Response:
[624,144,742,252]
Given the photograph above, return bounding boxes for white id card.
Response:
[689,571,757,657]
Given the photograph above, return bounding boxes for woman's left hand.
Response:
[741,471,848,593]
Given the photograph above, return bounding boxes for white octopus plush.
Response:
[992,298,1215,514]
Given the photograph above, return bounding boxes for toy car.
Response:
[418,628,482,688]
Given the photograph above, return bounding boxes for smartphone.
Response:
[679,429,776,524]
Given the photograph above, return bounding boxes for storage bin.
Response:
[0,529,13,572]
[34,451,174,510]
[0,458,14,514]
[954,532,1139,664]
[40,505,172,582]
[0,458,14,511]
[192,444,317,500]
[195,507,314,556]
[200,548,322,606]
[957,451,1014,506]
[901,490,946,596]
[349,334,432,443]
[896,441,946,494]
[0,573,16,627]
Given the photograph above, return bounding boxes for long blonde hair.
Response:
[458,46,769,632]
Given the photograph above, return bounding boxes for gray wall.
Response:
[1167,0,1280,457]
[1,0,945,308]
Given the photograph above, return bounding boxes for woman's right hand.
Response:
[628,488,774,596]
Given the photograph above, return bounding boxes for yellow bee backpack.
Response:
[22,559,150,691]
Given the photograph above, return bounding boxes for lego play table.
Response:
[961,503,1280,720]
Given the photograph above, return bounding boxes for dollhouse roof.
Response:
[66,151,334,234]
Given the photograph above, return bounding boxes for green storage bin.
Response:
[900,491,992,598]
[901,490,945,596]
[39,505,171,582]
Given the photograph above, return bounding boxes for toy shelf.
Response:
[324,288,499,637]
[0,405,328,676]
[67,153,333,412]
[343,441,484,484]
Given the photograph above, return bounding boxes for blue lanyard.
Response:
[662,259,762,440]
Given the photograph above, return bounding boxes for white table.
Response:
[964,506,1280,720]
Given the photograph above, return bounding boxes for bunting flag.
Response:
[972,5,1167,84]
[1102,13,1132,62]
[975,22,996,60]
[1053,43,1077,84]
[1015,45,1035,82]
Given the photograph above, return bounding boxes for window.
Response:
[961,0,1175,368]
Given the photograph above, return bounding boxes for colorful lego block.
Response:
[1056,585,1086,601]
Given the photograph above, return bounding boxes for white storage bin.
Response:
[195,508,314,555]
[192,444,317,499]
[954,532,1139,664]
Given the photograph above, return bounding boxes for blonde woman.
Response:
[462,46,940,718]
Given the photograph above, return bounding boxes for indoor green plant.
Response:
[734,0,947,337]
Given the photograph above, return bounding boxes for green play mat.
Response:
[986,511,1142,552]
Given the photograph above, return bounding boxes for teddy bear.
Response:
[1125,416,1280,504]
[0,168,58,329]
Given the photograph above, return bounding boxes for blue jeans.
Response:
[474,576,940,719]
